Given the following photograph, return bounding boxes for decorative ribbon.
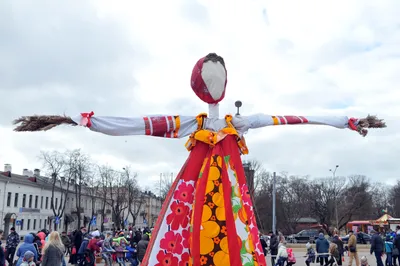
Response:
[348,118,368,137]
[80,111,95,128]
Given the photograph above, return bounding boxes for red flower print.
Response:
[240,184,251,204]
[155,250,179,266]
[160,231,184,254]
[166,201,190,230]
[174,182,195,203]
[182,229,190,248]
[179,252,190,266]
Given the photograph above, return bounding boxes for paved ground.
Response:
[80,250,379,265]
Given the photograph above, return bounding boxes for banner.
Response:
[352,226,358,232]
[367,226,373,234]
[91,216,97,226]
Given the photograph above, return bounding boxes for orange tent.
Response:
[372,214,393,226]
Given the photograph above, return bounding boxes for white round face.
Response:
[201,60,227,102]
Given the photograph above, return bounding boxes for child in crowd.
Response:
[275,242,288,266]
[326,242,341,266]
[360,255,369,266]
[305,242,316,266]
[286,248,296,265]
[20,251,36,266]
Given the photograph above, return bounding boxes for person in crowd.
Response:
[132,230,141,246]
[5,227,20,265]
[305,242,316,266]
[326,242,340,266]
[316,232,329,266]
[137,233,149,263]
[331,229,344,266]
[77,235,91,266]
[113,232,129,266]
[72,227,87,265]
[41,231,65,266]
[360,255,369,266]
[259,233,268,256]
[86,235,101,266]
[275,242,288,266]
[286,247,296,266]
[385,235,394,266]
[348,230,360,266]
[61,231,71,256]
[19,251,36,266]
[370,229,384,266]
[269,231,279,266]
[91,228,101,238]
[15,233,38,266]
[126,243,139,266]
[393,230,400,266]
[0,230,5,266]
[101,233,115,266]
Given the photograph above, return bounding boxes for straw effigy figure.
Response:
[14,53,386,266]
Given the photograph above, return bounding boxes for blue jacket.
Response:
[126,246,137,259]
[16,234,38,266]
[386,241,394,253]
[315,234,329,258]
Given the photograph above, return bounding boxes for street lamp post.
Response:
[329,165,339,230]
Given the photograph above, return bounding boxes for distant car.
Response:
[287,229,320,243]
[341,232,371,244]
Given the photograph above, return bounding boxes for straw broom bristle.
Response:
[355,115,386,137]
[13,115,78,132]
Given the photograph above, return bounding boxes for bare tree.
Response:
[372,183,392,217]
[40,151,72,231]
[86,172,100,232]
[106,170,129,229]
[154,173,174,200]
[122,166,144,227]
[337,176,372,229]
[277,174,311,233]
[390,181,400,217]
[67,149,91,228]
[97,165,114,232]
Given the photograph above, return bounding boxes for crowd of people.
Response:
[260,229,372,266]
[0,226,152,266]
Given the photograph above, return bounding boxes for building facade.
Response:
[0,164,162,236]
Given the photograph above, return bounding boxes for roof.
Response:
[348,220,371,225]
[297,217,319,223]
[374,214,393,224]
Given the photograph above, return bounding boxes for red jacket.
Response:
[87,239,100,253]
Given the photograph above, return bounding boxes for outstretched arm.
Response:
[233,114,386,136]
[13,112,198,138]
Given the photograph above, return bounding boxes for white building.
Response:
[0,164,162,236]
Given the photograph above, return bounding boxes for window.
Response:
[6,192,11,207]
[27,219,31,230]
[40,196,43,208]
[14,193,19,207]
[29,195,32,208]
[33,219,36,230]
[21,219,24,230]
[45,197,49,209]
[39,219,42,229]
[35,196,38,208]
[55,198,58,209]
[22,194,26,207]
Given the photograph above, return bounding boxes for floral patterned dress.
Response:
[141,115,267,266]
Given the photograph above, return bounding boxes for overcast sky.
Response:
[1,0,399,189]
